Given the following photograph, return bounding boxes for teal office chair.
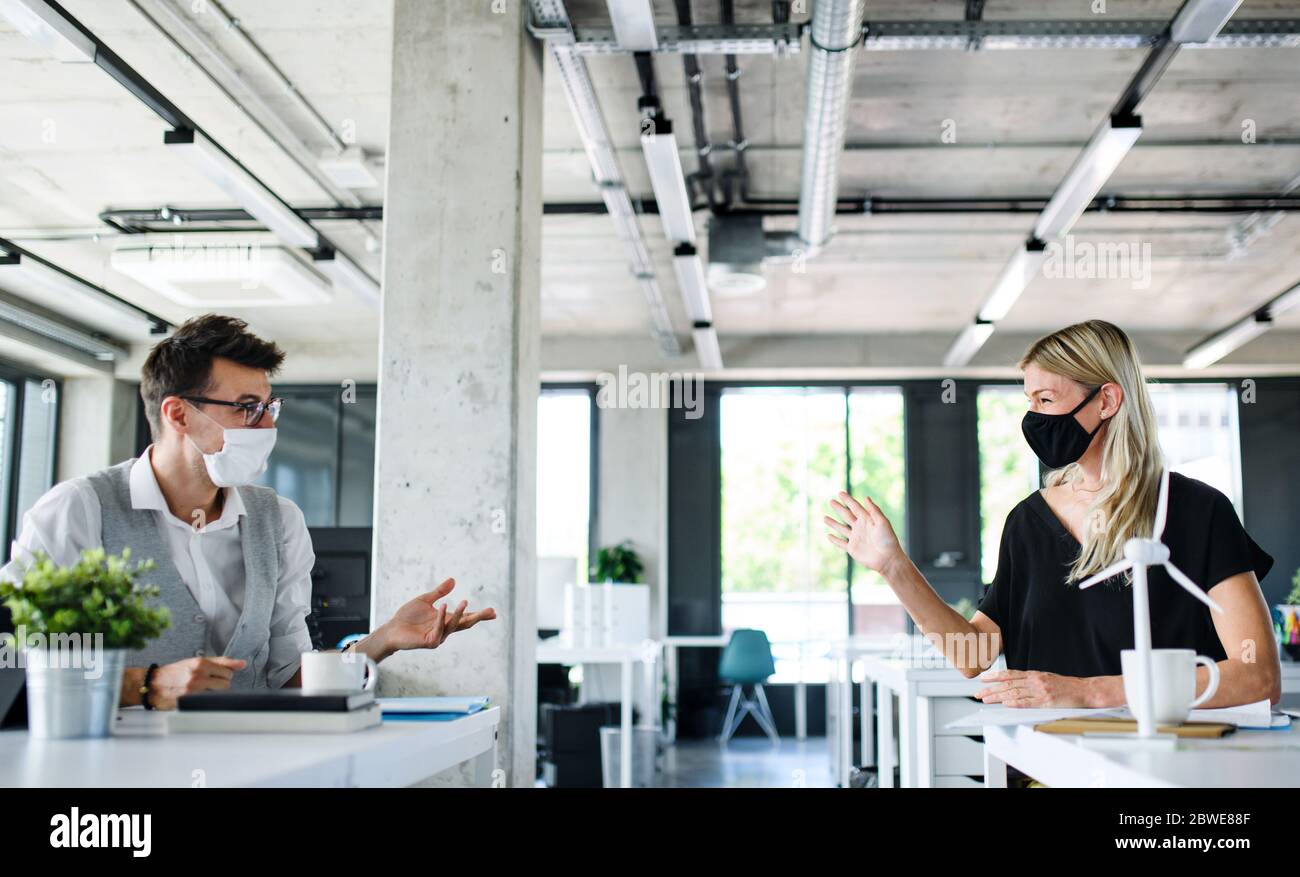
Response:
[718,629,780,744]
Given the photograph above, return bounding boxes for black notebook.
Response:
[177,689,375,712]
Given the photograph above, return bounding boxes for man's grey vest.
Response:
[86,459,283,690]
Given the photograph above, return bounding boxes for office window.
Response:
[537,390,592,587]
[1149,382,1243,513]
[848,387,907,632]
[977,385,1041,584]
[254,385,376,528]
[720,386,907,682]
[0,368,60,551]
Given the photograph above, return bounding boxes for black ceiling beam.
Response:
[94,194,1300,234]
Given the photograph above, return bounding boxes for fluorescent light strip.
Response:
[692,323,723,370]
[640,121,696,244]
[605,0,658,51]
[1267,280,1300,317]
[942,320,996,368]
[0,250,159,337]
[636,274,682,355]
[1033,114,1143,241]
[0,0,95,62]
[1171,0,1243,43]
[1183,314,1271,368]
[0,297,122,360]
[671,246,713,324]
[314,250,380,307]
[977,239,1047,322]
[164,128,319,250]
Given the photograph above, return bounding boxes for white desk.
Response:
[859,653,990,788]
[0,707,500,788]
[983,719,1300,787]
[536,640,660,788]
[825,635,907,787]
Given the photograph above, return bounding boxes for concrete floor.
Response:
[653,735,837,789]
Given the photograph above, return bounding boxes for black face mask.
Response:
[1021,384,1106,469]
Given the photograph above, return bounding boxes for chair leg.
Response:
[719,684,743,743]
[752,683,781,745]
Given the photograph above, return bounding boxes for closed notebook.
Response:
[178,689,374,713]
[378,696,489,716]
[1033,717,1236,738]
[169,703,382,734]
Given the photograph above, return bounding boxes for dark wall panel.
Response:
[1239,378,1300,605]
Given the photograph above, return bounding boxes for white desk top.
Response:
[0,707,499,788]
[983,719,1300,788]
[536,641,658,663]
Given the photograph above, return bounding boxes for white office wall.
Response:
[56,377,138,481]
[585,403,668,720]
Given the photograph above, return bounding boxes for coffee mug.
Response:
[300,649,378,694]
[1121,648,1219,725]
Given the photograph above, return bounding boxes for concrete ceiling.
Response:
[1,0,1299,378]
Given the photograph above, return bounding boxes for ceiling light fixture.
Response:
[977,238,1048,322]
[942,319,996,368]
[1033,113,1143,241]
[1183,313,1271,369]
[164,128,319,250]
[0,0,95,62]
[639,98,696,245]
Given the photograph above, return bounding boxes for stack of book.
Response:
[170,689,381,733]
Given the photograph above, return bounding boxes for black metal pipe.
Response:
[675,0,719,211]
[719,0,751,205]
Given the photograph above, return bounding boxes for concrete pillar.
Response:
[372,0,542,787]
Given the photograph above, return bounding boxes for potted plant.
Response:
[0,548,170,739]
[1276,568,1300,661]
[590,540,644,584]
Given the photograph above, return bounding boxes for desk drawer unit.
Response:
[934,735,985,776]
[932,696,983,735]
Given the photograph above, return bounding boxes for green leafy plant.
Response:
[590,541,644,584]
[0,548,170,650]
[1286,567,1300,606]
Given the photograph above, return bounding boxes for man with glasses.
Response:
[2,314,494,708]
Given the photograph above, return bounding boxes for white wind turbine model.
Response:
[1078,468,1224,738]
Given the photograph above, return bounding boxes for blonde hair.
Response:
[1019,320,1165,582]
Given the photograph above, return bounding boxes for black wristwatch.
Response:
[141,663,160,710]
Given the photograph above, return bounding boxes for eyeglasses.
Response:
[182,395,283,427]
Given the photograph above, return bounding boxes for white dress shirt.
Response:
[1,447,315,688]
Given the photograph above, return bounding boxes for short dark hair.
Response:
[140,314,285,439]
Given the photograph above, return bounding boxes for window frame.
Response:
[0,359,62,552]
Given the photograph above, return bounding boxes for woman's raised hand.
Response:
[824,491,904,575]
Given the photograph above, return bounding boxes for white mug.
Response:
[300,649,378,694]
[1121,648,1219,725]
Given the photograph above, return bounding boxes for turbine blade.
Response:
[1079,560,1133,589]
[1154,467,1170,538]
[1163,562,1224,613]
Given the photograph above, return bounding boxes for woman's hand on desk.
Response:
[367,577,497,659]
[975,670,1119,709]
[824,492,905,575]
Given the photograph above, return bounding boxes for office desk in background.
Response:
[536,640,660,788]
[0,707,500,788]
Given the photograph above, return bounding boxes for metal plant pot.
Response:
[24,646,127,739]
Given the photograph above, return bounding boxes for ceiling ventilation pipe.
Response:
[796,0,865,254]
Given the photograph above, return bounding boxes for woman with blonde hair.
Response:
[825,320,1280,708]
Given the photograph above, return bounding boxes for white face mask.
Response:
[186,403,277,487]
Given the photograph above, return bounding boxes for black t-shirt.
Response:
[977,472,1273,678]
